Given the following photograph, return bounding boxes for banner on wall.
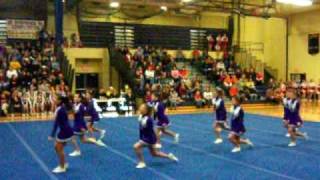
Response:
[308,33,319,55]
[7,19,44,39]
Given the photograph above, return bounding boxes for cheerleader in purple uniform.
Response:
[133,104,178,169]
[228,96,253,153]
[287,89,308,147]
[212,89,229,144]
[151,93,179,149]
[85,92,106,141]
[48,96,74,173]
[282,92,291,137]
[69,93,106,157]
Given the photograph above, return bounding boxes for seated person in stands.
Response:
[231,75,238,85]
[169,89,179,110]
[171,66,180,83]
[99,89,107,99]
[70,33,83,48]
[192,49,201,64]
[145,90,152,103]
[1,93,9,116]
[10,91,22,117]
[216,60,225,71]
[6,67,18,80]
[145,66,155,84]
[124,89,136,113]
[223,75,233,90]
[154,65,163,83]
[229,84,239,97]
[194,90,204,108]
[256,72,264,85]
[248,68,257,80]
[106,87,118,99]
[203,87,213,107]
[179,65,188,79]
[176,48,185,62]
[178,83,188,100]
[244,78,258,101]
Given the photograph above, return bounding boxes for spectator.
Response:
[194,90,204,108]
[203,87,213,107]
[176,48,185,62]
[6,67,18,80]
[207,34,215,51]
[229,84,239,97]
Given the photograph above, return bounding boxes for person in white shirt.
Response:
[145,67,155,84]
[6,68,18,79]
[203,87,213,107]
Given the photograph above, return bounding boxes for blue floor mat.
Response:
[1,113,319,180]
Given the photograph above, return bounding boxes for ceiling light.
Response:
[160,6,168,11]
[110,1,120,8]
[277,0,313,6]
[182,0,193,3]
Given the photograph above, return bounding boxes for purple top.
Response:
[139,115,157,144]
[288,99,302,126]
[51,105,74,138]
[212,97,227,121]
[73,103,87,131]
[230,105,246,135]
[283,97,291,120]
[154,100,170,126]
[86,100,100,122]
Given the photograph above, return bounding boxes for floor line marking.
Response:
[102,144,175,180]
[7,123,58,180]
[108,120,300,180]
[170,121,320,159]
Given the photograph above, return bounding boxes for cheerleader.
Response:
[228,96,253,153]
[48,96,74,173]
[300,80,308,99]
[212,89,229,144]
[133,103,178,169]
[85,92,106,140]
[221,33,229,51]
[308,80,317,102]
[29,90,37,115]
[282,92,291,137]
[316,80,320,101]
[287,89,308,147]
[151,93,179,149]
[69,93,106,157]
[50,90,57,114]
[22,91,32,117]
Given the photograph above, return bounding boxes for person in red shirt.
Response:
[207,34,215,51]
[221,33,229,51]
[229,84,239,97]
[194,90,204,108]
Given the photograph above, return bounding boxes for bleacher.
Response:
[79,22,114,47]
[79,21,230,49]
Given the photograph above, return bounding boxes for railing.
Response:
[108,48,137,95]
[56,47,75,89]
[236,41,264,53]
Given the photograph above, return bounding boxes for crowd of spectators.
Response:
[193,50,264,102]
[117,46,216,109]
[116,39,265,108]
[266,78,320,103]
[0,33,70,117]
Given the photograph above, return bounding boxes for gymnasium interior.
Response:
[0,0,320,179]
